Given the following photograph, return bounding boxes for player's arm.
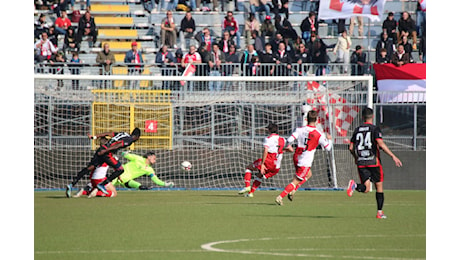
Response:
[348,142,358,163]
[88,132,115,139]
[320,133,333,152]
[146,168,174,187]
[376,139,402,167]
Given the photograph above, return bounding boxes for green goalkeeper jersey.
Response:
[116,152,156,184]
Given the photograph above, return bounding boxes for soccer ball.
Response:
[181,161,192,171]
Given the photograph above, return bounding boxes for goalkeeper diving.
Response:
[76,150,174,197]
[112,150,174,190]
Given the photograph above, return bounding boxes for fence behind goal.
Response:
[34,74,373,190]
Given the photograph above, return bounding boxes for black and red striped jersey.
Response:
[350,122,383,167]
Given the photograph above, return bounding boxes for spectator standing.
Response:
[223,45,240,88]
[259,43,276,76]
[96,43,116,76]
[244,13,260,47]
[300,11,318,43]
[218,30,236,55]
[76,10,98,47]
[249,0,270,23]
[124,42,145,89]
[295,42,311,76]
[333,30,352,74]
[222,11,241,49]
[161,11,177,48]
[240,44,258,76]
[375,31,394,63]
[208,43,226,91]
[156,45,176,89]
[279,18,298,41]
[382,12,398,43]
[350,45,367,75]
[398,11,417,50]
[260,15,275,40]
[95,43,116,88]
[69,52,83,89]
[418,33,425,63]
[49,51,67,89]
[349,15,364,37]
[181,45,202,91]
[35,32,58,63]
[179,11,196,50]
[310,33,329,76]
[55,10,72,35]
[273,42,292,76]
[391,44,410,67]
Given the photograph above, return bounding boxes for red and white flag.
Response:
[304,81,360,143]
[373,63,426,102]
[180,63,196,86]
[318,0,387,22]
[419,0,426,11]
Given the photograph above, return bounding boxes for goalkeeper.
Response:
[112,151,174,190]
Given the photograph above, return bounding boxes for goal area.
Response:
[34,74,373,190]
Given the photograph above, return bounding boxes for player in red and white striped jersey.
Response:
[243,123,293,197]
[276,110,332,205]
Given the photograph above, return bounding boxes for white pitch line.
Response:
[35,249,205,255]
[201,235,426,260]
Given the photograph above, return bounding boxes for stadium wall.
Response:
[379,151,426,190]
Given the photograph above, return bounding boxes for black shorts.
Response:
[88,147,122,169]
[357,165,384,183]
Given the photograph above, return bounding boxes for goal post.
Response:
[34,74,373,190]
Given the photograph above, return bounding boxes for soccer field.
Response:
[34,190,425,260]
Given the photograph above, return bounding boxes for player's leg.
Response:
[73,182,92,197]
[97,155,124,194]
[373,165,386,219]
[239,169,253,194]
[288,169,312,201]
[89,178,115,198]
[277,167,309,205]
[348,168,371,197]
[66,164,95,197]
[247,173,264,197]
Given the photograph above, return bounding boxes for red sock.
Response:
[96,190,113,197]
[244,170,252,187]
[250,180,261,193]
[280,183,296,198]
[295,178,307,191]
[82,190,88,195]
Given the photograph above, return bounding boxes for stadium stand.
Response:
[34,0,424,71]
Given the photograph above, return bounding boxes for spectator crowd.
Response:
[34,0,426,90]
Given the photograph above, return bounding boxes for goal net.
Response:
[34,74,372,190]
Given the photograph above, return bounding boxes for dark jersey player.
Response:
[65,128,141,197]
[347,107,402,219]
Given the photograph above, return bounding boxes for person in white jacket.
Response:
[333,30,352,74]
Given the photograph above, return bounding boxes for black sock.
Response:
[376,192,384,211]
[71,168,89,186]
[105,169,125,184]
[356,184,367,192]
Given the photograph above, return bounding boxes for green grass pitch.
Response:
[35,190,425,260]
